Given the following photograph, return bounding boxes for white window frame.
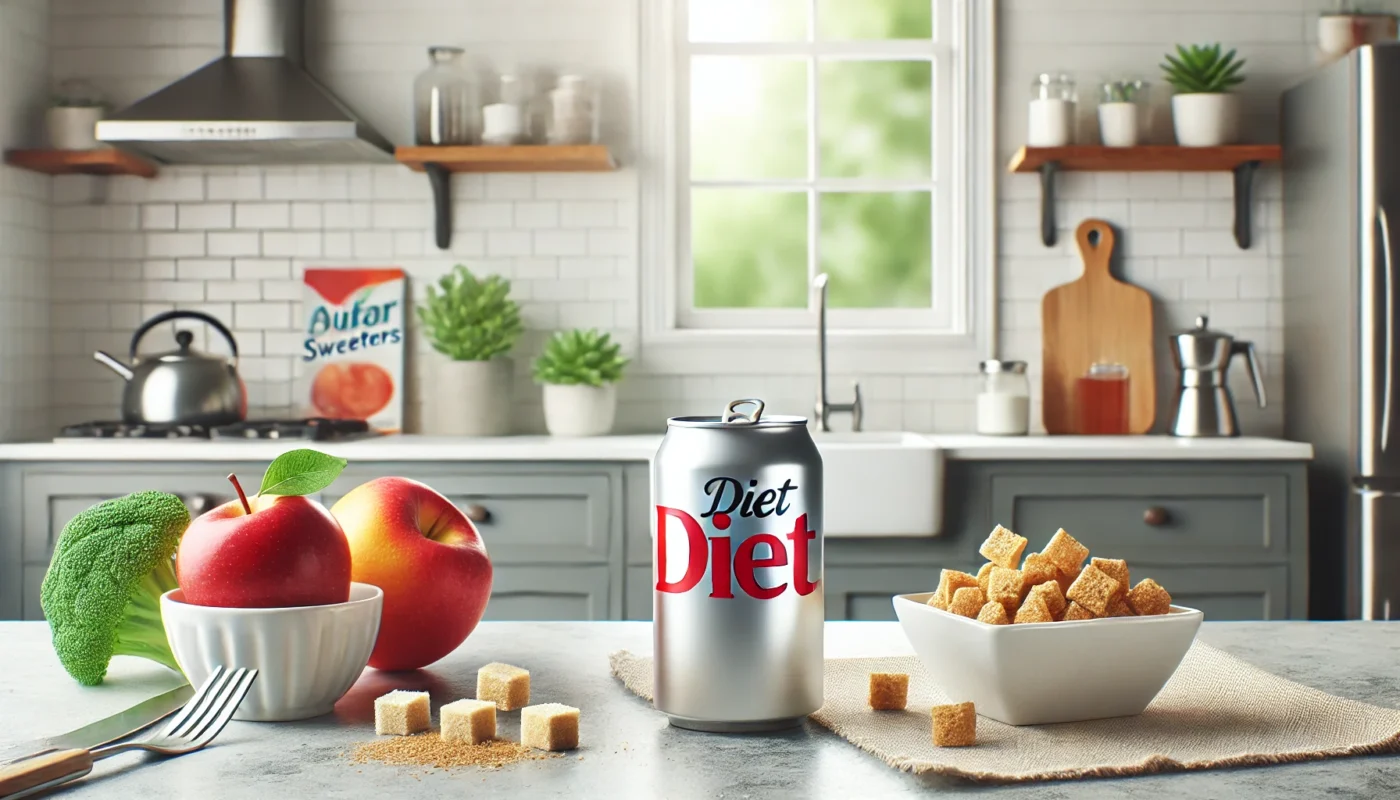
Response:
[637,0,997,375]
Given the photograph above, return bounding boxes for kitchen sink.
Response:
[811,431,943,537]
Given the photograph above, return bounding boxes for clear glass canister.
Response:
[482,73,531,145]
[1028,72,1076,147]
[977,360,1030,436]
[414,46,480,145]
[546,74,600,145]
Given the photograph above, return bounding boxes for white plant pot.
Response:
[1171,93,1239,147]
[1097,102,1140,147]
[430,358,514,436]
[45,106,103,150]
[542,383,617,437]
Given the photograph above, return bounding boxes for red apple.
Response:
[330,477,493,671]
[177,493,352,608]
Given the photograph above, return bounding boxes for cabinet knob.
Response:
[1143,506,1170,526]
[465,504,491,524]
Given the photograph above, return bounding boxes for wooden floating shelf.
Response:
[394,145,618,250]
[4,148,159,178]
[395,145,617,173]
[1008,145,1283,250]
[1009,145,1281,174]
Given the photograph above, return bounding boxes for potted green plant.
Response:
[532,329,628,437]
[47,79,106,151]
[417,264,523,436]
[1097,79,1147,147]
[1160,43,1246,147]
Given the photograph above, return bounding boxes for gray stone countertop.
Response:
[1,621,1396,799]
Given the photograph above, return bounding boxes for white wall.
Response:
[35,0,1400,436]
[0,0,51,440]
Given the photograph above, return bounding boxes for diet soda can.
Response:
[652,398,823,732]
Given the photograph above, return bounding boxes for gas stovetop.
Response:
[58,418,374,441]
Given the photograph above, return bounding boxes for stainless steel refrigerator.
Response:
[1283,43,1400,620]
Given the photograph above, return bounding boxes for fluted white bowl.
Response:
[161,582,383,722]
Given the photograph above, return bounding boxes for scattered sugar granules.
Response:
[350,733,561,771]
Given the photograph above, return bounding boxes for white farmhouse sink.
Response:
[811,431,944,537]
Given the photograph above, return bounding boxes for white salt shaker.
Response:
[976,360,1030,436]
[1027,73,1076,147]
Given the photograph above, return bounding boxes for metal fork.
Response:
[0,666,257,800]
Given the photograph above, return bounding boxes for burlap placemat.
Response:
[609,643,1400,782]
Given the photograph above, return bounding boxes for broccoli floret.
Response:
[40,491,191,686]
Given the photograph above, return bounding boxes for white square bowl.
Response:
[892,592,1203,726]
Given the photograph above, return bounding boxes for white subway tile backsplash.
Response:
[487,229,533,257]
[145,231,205,258]
[534,230,588,256]
[234,202,291,229]
[233,258,292,280]
[177,203,232,230]
[234,302,292,331]
[141,204,177,230]
[175,258,232,281]
[207,231,261,257]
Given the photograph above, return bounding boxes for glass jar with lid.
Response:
[977,360,1030,436]
[482,72,532,145]
[1028,72,1076,147]
[546,73,600,145]
[413,46,480,145]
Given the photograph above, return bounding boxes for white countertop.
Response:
[0,433,1313,462]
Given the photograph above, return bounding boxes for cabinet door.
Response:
[990,473,1287,565]
[484,566,613,621]
[1131,565,1291,620]
[824,566,951,621]
[625,565,652,620]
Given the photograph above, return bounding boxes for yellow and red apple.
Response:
[177,494,352,608]
[331,477,493,671]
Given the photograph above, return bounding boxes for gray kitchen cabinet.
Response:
[625,565,651,620]
[824,566,956,621]
[1126,565,1289,621]
[485,565,614,621]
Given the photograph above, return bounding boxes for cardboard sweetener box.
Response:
[301,267,406,432]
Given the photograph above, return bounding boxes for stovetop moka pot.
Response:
[1168,316,1266,437]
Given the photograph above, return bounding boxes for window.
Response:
[642,0,990,347]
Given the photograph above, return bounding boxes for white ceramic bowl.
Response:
[893,592,1202,726]
[161,582,383,722]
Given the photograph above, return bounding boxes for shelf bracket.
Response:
[1039,161,1059,247]
[1233,160,1260,250]
[425,163,452,250]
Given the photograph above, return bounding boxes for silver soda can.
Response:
[652,398,823,732]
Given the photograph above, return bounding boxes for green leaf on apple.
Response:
[258,448,348,497]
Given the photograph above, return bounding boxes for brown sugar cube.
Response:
[1021,553,1059,600]
[374,690,430,736]
[1027,580,1067,620]
[1091,557,1131,596]
[477,662,531,711]
[868,673,910,710]
[1062,601,1096,621]
[1055,563,1081,595]
[933,569,979,607]
[1041,528,1091,574]
[976,562,994,595]
[440,698,497,744]
[976,601,1009,625]
[932,702,977,747]
[1013,594,1054,624]
[987,566,1024,612]
[1066,564,1121,616]
[978,525,1028,569]
[926,593,949,611]
[1127,578,1173,616]
[948,586,987,618]
[1106,596,1136,618]
[521,703,579,751]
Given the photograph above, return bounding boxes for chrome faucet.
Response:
[812,273,862,432]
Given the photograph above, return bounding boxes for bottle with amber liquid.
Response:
[1076,362,1130,435]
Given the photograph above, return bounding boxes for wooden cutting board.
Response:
[1041,219,1156,434]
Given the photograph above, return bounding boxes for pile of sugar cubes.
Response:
[374,661,580,752]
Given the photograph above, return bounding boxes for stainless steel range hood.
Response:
[96,0,394,164]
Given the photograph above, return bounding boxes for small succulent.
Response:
[417,264,523,361]
[1160,44,1246,94]
[533,329,628,387]
[1103,79,1146,104]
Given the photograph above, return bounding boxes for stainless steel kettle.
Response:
[1168,315,1266,437]
[94,311,247,425]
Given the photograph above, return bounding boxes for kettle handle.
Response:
[130,310,239,363]
[1232,340,1267,409]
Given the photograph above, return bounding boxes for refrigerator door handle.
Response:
[1380,205,1395,452]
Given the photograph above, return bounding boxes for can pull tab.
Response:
[722,398,765,425]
